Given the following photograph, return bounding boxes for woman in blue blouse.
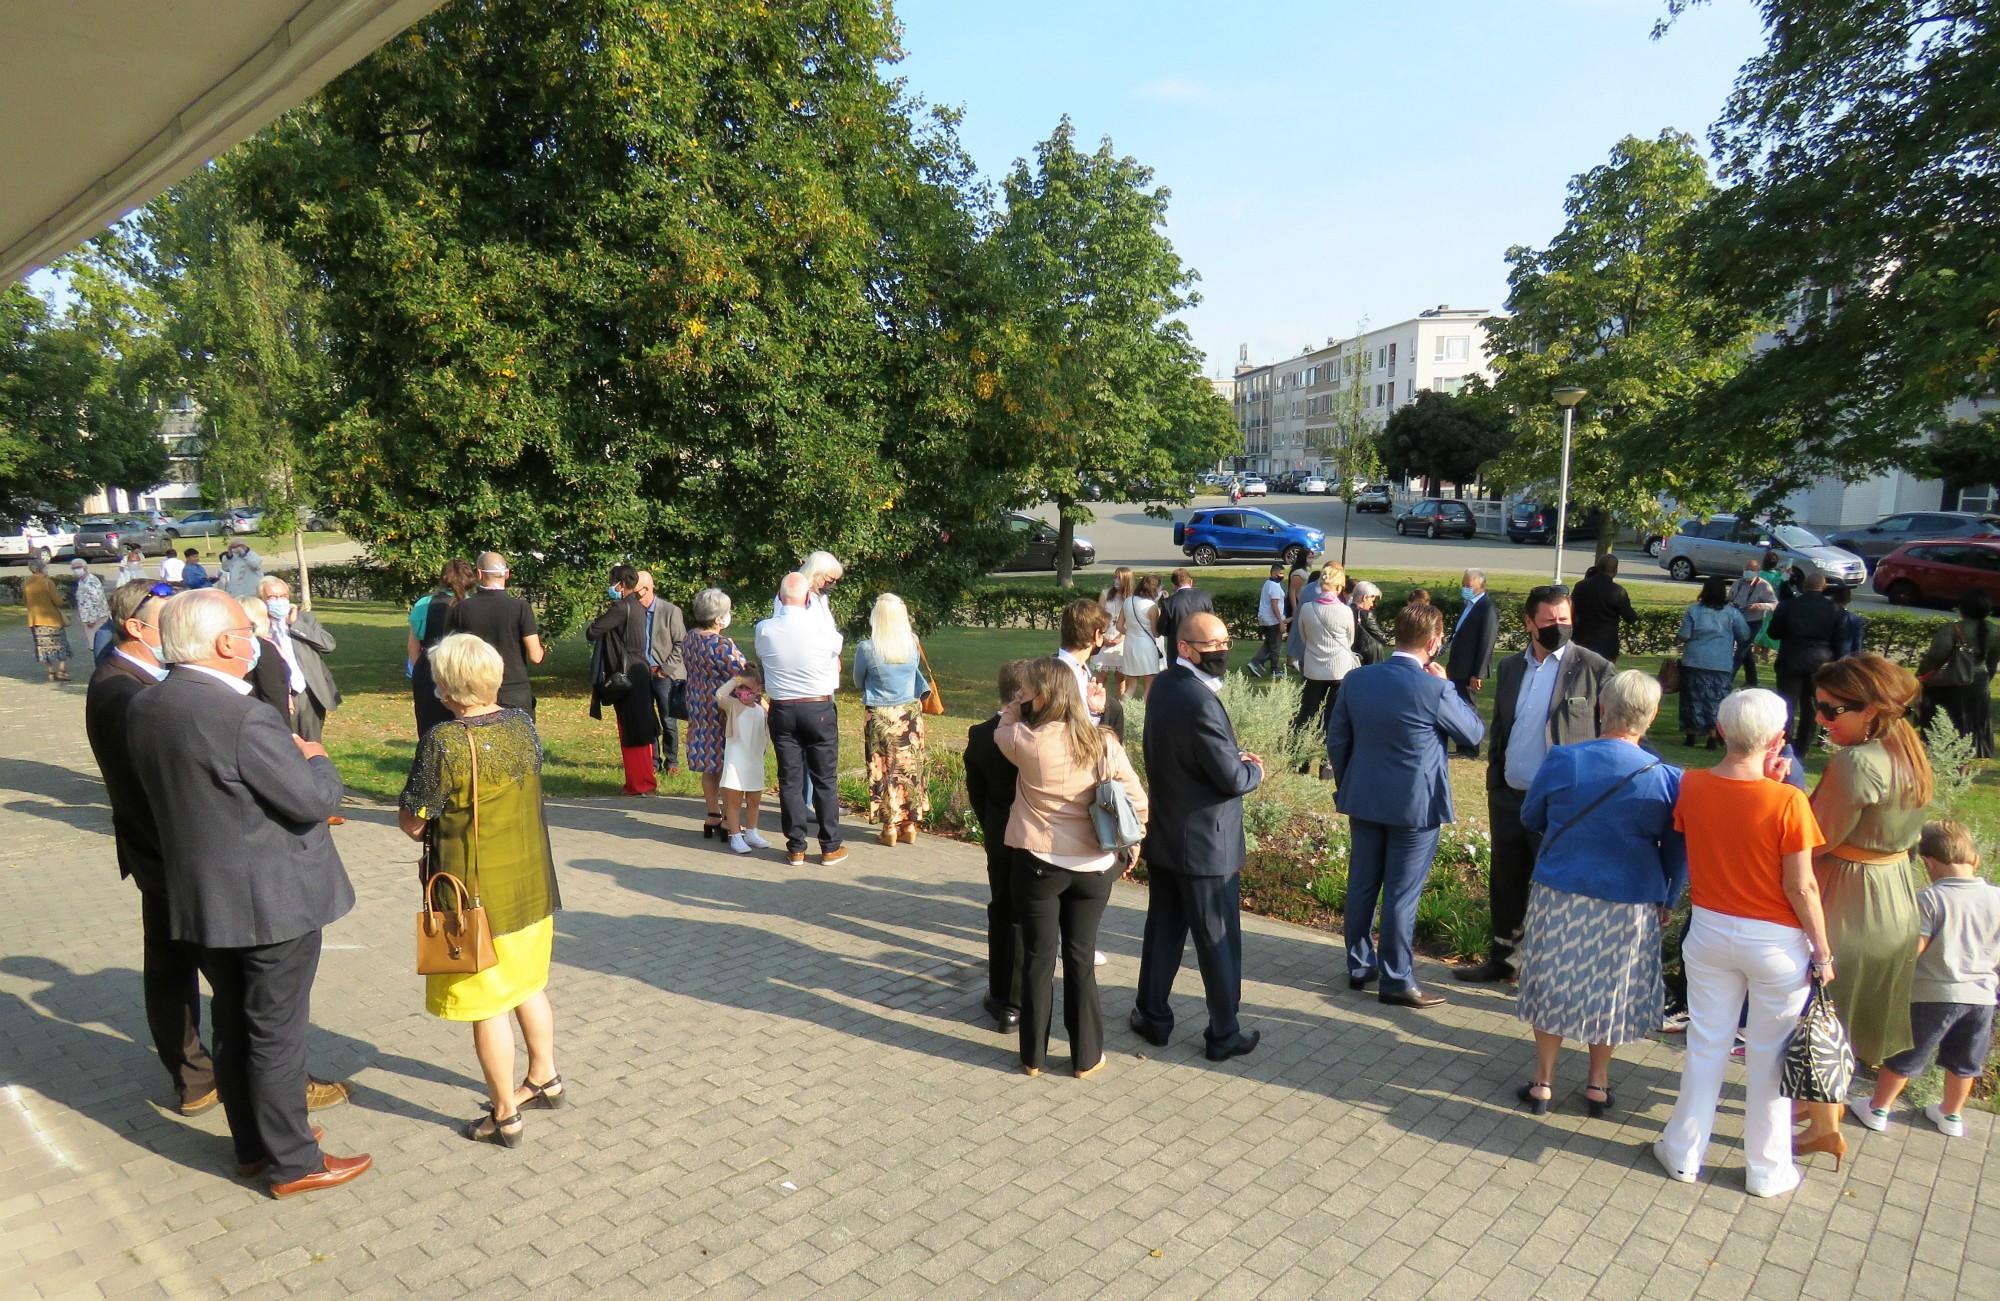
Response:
[852,593,933,846]
[1513,670,1687,1117]
[1677,577,1751,748]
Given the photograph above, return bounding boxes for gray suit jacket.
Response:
[643,597,687,680]
[282,610,341,713]
[126,667,354,947]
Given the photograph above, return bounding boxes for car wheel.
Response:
[1886,579,1920,606]
[1668,557,1696,582]
[1191,544,1217,567]
[1395,521,1406,535]
[164,529,179,540]
[1509,536,1523,544]
[1645,537,1664,559]
[1427,521,1439,539]
[1282,544,1307,568]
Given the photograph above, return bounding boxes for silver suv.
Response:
[1658,515,1867,588]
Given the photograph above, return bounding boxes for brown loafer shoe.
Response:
[179,1088,220,1118]
[305,1077,351,1110]
[820,846,850,867]
[238,1126,324,1177]
[269,1151,372,1199]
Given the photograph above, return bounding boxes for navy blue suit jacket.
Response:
[1140,665,1262,876]
[1326,655,1484,829]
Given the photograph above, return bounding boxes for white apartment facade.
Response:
[82,395,204,515]
[1231,306,1497,475]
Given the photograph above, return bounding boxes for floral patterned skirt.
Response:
[865,704,930,828]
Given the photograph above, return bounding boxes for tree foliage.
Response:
[988,118,1238,586]
[231,0,1025,628]
[1378,389,1513,500]
[1660,1,2000,488]
[1484,131,1768,540]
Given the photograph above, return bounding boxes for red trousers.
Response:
[620,743,656,795]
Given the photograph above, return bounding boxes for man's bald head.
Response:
[477,552,508,586]
[1178,611,1229,665]
[778,571,811,606]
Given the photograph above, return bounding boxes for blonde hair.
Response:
[428,632,505,710]
[868,593,916,664]
[1108,567,1135,603]
[1023,658,1105,769]
[1600,669,1662,736]
[240,595,271,638]
[1813,653,1933,807]
[1919,819,1978,867]
[1318,562,1347,594]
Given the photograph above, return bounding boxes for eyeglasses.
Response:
[1527,583,1571,602]
[1813,698,1859,721]
[1186,638,1233,652]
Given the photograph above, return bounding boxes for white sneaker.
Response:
[743,829,770,849]
[1847,1096,1890,1132]
[1660,1010,1690,1034]
[1924,1103,1966,1138]
[727,832,752,856]
[1650,1140,1697,1184]
[1745,1168,1802,1199]
[1094,950,1108,968]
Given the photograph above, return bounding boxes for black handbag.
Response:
[667,677,689,720]
[1923,623,1981,690]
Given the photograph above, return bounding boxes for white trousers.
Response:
[1657,907,1810,1196]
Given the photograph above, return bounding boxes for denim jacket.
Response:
[852,639,929,707]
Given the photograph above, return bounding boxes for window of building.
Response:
[1375,384,1385,407]
[1431,375,1465,396]
[1436,335,1471,362]
[1406,379,1415,401]
[1957,484,1999,513]
[1377,346,1387,368]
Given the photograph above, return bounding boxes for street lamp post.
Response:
[1551,386,1588,584]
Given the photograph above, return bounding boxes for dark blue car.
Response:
[1173,508,1325,568]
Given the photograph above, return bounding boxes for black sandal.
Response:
[1584,1084,1615,1119]
[520,1074,567,1110]
[1516,1081,1553,1116]
[466,1104,523,1147]
[703,811,725,840]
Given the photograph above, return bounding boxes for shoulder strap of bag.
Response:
[1536,758,1663,862]
[918,642,934,691]
[462,721,481,903]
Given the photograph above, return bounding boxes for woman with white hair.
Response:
[851,593,932,845]
[1349,581,1389,665]
[1654,688,1835,1198]
[776,551,845,632]
[398,633,564,1147]
[1512,670,1686,1118]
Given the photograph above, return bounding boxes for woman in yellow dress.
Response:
[399,633,564,1146]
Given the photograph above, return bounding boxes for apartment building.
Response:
[82,395,204,515]
[1231,306,1497,474]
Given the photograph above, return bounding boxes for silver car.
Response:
[164,510,236,539]
[1658,515,1868,588]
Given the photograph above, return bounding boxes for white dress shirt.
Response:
[268,621,309,694]
[1056,646,1101,722]
[754,604,844,699]
[1503,644,1568,792]
[114,648,168,682]
[178,662,253,696]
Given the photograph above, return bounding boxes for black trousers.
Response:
[1776,667,1820,752]
[985,842,1024,1015]
[769,698,842,855]
[140,888,215,1103]
[199,931,324,1182]
[645,673,681,769]
[1293,677,1340,740]
[291,694,325,742]
[1487,784,1540,962]
[1132,866,1244,1050]
[1248,624,1285,675]
[1013,849,1115,1072]
[1449,679,1481,756]
[1735,616,1764,685]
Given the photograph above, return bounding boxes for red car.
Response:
[1871,539,2000,607]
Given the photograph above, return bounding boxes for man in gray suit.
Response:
[127,590,371,1198]
[259,576,340,744]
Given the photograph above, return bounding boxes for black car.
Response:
[1395,498,1478,539]
[998,512,1096,572]
[1506,501,1605,545]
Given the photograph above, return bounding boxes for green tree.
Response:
[1484,131,1767,550]
[1307,329,1385,566]
[1378,389,1513,500]
[1660,2,2000,488]
[1922,420,2000,501]
[232,0,1019,629]
[989,118,1238,587]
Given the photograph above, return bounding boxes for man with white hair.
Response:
[257,576,340,744]
[126,590,370,1198]
[220,540,264,600]
[756,571,848,866]
[446,551,544,715]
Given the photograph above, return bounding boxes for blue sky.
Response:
[889,0,1769,374]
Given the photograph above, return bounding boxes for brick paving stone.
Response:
[1,637,1998,1298]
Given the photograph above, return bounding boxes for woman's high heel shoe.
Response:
[466,1105,524,1148]
[519,1074,566,1110]
[703,811,725,840]
[1794,1129,1848,1171]
[1584,1085,1615,1119]
[1516,1082,1552,1116]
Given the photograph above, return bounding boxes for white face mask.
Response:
[71,568,87,580]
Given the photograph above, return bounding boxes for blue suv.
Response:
[1174,507,1325,568]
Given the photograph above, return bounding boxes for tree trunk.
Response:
[293,526,313,610]
[1053,495,1076,589]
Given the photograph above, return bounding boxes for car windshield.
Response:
[1771,524,1825,549]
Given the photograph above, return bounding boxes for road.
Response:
[1027,493,1931,613]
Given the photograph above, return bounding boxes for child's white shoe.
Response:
[743,829,770,850]
[728,832,753,856]
[1847,1096,1890,1132]
[1924,1103,1965,1138]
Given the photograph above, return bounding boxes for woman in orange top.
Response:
[1655,688,1836,1199]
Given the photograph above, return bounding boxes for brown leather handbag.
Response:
[918,644,946,717]
[416,726,496,975]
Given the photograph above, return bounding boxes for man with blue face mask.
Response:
[1443,569,1499,758]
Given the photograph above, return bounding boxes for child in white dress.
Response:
[716,668,770,855]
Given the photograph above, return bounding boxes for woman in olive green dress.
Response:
[1793,654,1931,1150]
[399,633,566,1146]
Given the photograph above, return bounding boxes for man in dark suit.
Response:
[1455,585,1615,983]
[1130,611,1266,1061]
[84,580,218,1115]
[1444,568,1499,757]
[127,590,371,1198]
[1766,571,1844,751]
[257,577,340,743]
[1153,568,1214,661]
[1326,603,1484,1008]
[1569,554,1638,662]
[963,660,1034,1032]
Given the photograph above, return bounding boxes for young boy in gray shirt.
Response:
[1849,820,2000,1137]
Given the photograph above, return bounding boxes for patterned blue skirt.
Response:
[1515,882,1662,1046]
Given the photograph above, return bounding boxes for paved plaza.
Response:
[0,646,1995,1299]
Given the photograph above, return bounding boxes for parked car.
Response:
[1354,484,1392,514]
[1657,515,1867,588]
[1640,531,1666,559]
[164,510,236,539]
[226,508,266,534]
[1174,507,1324,568]
[1505,501,1605,545]
[0,516,77,566]
[1299,475,1329,495]
[1871,539,2000,607]
[72,514,173,559]
[998,512,1095,573]
[1394,498,1478,539]
[1238,476,1268,497]
[1825,510,2000,570]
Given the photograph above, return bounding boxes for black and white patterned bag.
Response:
[1779,974,1855,1102]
